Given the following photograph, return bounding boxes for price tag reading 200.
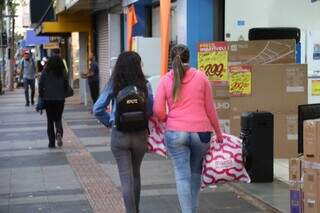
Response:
[229,65,252,97]
[198,42,228,83]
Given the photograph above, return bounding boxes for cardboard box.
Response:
[212,84,230,99]
[228,39,296,65]
[304,168,318,194]
[290,183,303,213]
[303,168,320,213]
[303,119,320,162]
[289,158,302,181]
[215,98,231,119]
[230,64,308,113]
[304,194,318,213]
[210,64,307,158]
[230,111,298,158]
[274,113,298,158]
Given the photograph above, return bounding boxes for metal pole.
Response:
[1,17,4,88]
[0,11,3,94]
[5,3,9,89]
[9,13,14,91]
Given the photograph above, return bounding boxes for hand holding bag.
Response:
[201,133,250,187]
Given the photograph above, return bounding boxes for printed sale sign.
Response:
[312,80,320,96]
[198,42,228,83]
[229,65,252,97]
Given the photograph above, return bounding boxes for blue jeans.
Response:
[23,78,35,104]
[165,131,210,213]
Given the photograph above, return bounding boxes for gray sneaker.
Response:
[56,133,63,147]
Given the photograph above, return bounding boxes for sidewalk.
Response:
[0,89,265,213]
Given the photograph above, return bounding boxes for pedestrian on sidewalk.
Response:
[19,51,36,106]
[153,44,223,213]
[81,53,100,106]
[93,51,153,213]
[38,55,69,148]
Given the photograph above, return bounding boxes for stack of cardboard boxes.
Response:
[289,157,303,212]
[303,119,320,212]
[289,119,320,212]
[202,39,308,158]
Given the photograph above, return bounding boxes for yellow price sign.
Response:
[198,42,228,83]
[312,80,320,96]
[229,65,252,97]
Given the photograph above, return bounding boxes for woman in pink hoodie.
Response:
[153,44,223,213]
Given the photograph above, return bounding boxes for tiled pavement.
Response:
[0,89,264,213]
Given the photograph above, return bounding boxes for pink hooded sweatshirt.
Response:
[153,68,223,138]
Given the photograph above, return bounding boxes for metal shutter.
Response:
[96,11,110,90]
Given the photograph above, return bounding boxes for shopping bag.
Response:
[202,133,250,187]
[147,117,166,157]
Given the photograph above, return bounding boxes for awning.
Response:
[25,30,50,46]
[65,0,121,13]
[35,13,91,36]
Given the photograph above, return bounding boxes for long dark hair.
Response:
[46,55,66,78]
[110,51,147,96]
[171,44,190,101]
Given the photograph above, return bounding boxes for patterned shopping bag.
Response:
[202,133,250,187]
[147,117,167,158]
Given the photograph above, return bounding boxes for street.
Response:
[0,89,263,213]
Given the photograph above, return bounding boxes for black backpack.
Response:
[115,85,148,132]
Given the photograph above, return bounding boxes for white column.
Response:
[108,13,121,76]
[177,0,187,44]
[79,32,88,106]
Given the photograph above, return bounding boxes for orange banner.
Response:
[160,0,171,76]
[127,5,138,51]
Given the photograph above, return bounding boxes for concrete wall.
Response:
[109,14,121,71]
[187,0,214,67]
[79,32,89,105]
[225,0,320,41]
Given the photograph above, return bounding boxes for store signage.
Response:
[43,42,59,49]
[229,65,252,97]
[198,42,229,83]
[312,80,320,96]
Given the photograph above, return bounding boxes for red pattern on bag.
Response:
[202,133,250,187]
[147,117,166,157]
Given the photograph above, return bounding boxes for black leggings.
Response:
[89,81,99,104]
[45,100,65,146]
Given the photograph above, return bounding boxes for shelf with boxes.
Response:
[289,119,320,213]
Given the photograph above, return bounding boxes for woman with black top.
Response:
[38,55,69,148]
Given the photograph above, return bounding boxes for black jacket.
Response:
[39,70,69,101]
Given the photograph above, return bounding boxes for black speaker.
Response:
[241,112,274,182]
[248,27,301,43]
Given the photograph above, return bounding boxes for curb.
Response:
[225,182,284,213]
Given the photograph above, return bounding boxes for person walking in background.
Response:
[19,51,36,106]
[93,51,153,213]
[38,55,69,149]
[82,53,100,105]
[153,44,223,213]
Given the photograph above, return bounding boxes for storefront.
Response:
[95,11,110,90]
